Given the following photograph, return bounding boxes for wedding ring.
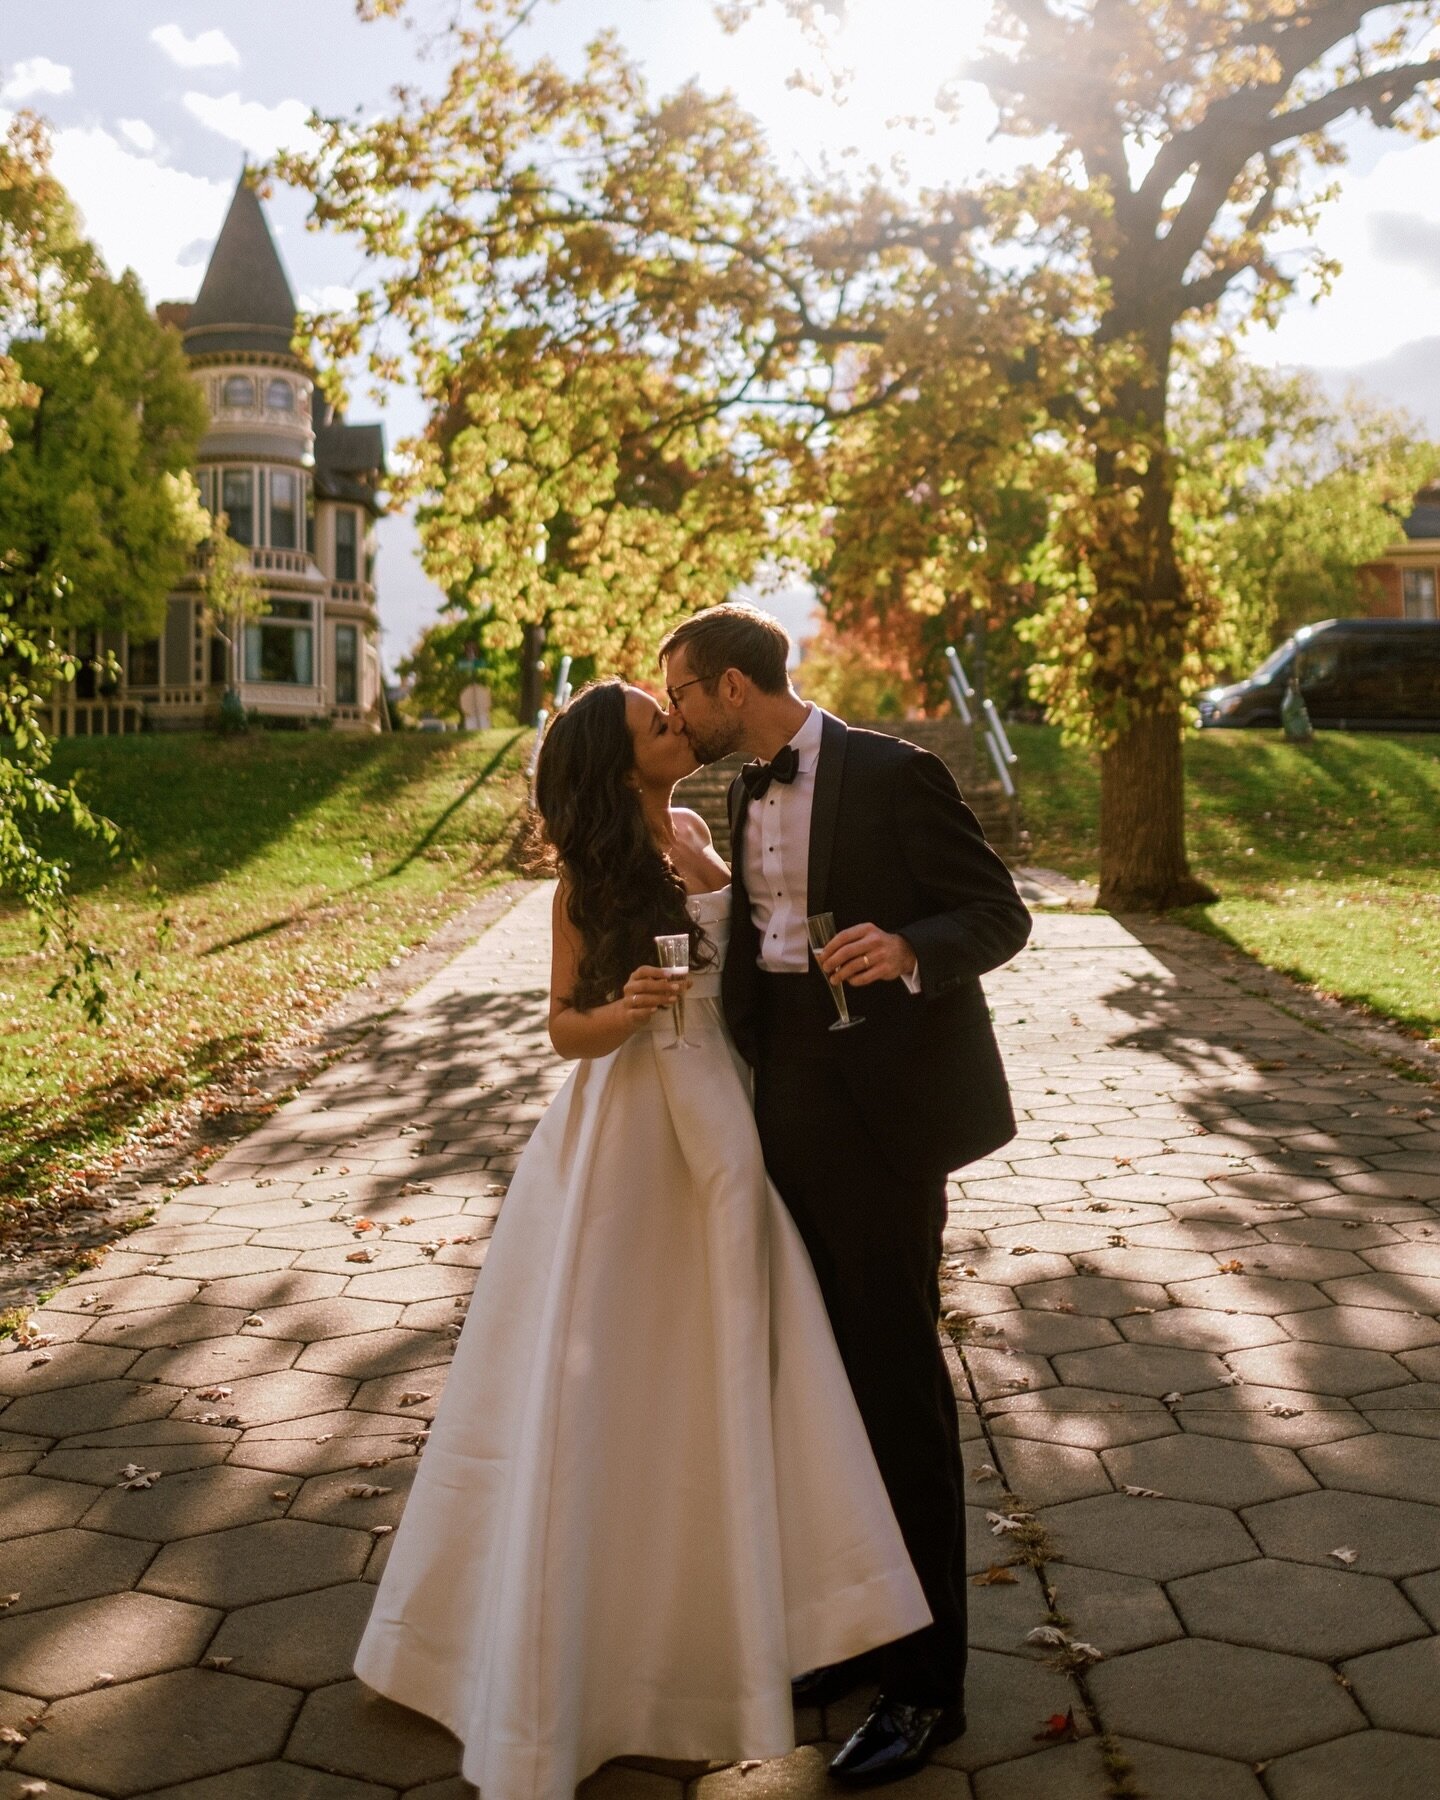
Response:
[862,954,870,969]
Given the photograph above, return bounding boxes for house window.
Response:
[222,468,254,545]
[305,479,315,556]
[222,375,256,409]
[128,638,160,687]
[244,600,314,685]
[269,470,299,549]
[209,633,229,686]
[334,508,359,582]
[266,378,295,413]
[334,624,359,705]
[197,468,214,516]
[1402,568,1439,619]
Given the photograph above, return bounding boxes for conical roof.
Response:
[184,173,298,359]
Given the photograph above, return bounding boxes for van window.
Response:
[1252,640,1295,682]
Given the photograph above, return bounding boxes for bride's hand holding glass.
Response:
[620,962,690,1031]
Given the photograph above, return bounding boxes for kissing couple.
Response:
[354,603,1033,1797]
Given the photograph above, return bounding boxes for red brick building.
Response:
[1363,487,1440,619]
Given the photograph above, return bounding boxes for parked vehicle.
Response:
[1198,619,1440,730]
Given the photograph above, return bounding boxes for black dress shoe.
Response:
[827,1695,966,1786]
[791,1658,872,1710]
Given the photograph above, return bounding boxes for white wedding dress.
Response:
[354,886,930,1800]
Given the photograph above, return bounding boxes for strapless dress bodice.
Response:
[684,884,730,1000]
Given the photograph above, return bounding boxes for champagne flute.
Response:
[653,934,694,1049]
[806,912,864,1031]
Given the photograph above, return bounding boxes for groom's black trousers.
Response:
[752,973,967,1710]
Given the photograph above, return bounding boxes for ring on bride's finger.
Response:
[862,954,870,970]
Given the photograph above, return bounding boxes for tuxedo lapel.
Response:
[806,710,848,916]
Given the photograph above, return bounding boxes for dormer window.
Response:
[223,375,256,409]
[270,470,299,550]
[334,508,359,582]
[266,378,296,413]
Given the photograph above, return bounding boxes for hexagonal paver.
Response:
[36,1439,234,1485]
[206,1582,378,1688]
[1321,1273,1440,1313]
[342,1264,476,1304]
[986,1387,1179,1451]
[289,1460,417,1530]
[1301,1432,1440,1503]
[0,1473,105,1539]
[351,1367,449,1420]
[989,1438,1112,1507]
[1176,1385,1370,1447]
[144,1765,391,1800]
[1102,1737,1268,1799]
[1040,1494,1258,1581]
[1116,1307,1286,1353]
[77,1463,291,1541]
[0,1590,220,1698]
[0,1526,157,1616]
[1019,1277,1169,1318]
[141,1517,373,1608]
[81,1303,250,1348]
[1266,1729,1440,1800]
[1052,1343,1229,1397]
[1224,1341,1414,1396]
[1101,1435,1314,1508]
[1086,1638,1364,1760]
[295,1328,456,1377]
[1171,1275,1330,1315]
[286,1679,461,1785]
[1243,1489,1440,1577]
[161,1246,299,1281]
[244,1298,405,1341]
[43,1275,202,1314]
[1169,1558,1429,1661]
[196,1272,347,1311]
[1280,1306,1440,1352]
[128,1334,303,1386]
[1341,1637,1440,1736]
[0,1379,185,1438]
[0,1342,140,1395]
[9,1666,300,1792]
[175,1368,359,1427]
[1044,1564,1182,1656]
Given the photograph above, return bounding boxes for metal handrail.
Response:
[943,645,974,726]
[552,654,573,710]
[982,697,1017,767]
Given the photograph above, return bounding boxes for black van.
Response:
[1197,618,1440,730]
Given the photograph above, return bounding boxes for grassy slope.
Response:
[0,729,530,1236]
[1012,723,1440,1044]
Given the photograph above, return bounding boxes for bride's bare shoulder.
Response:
[671,806,714,849]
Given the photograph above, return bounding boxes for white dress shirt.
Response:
[741,703,824,973]
[739,705,922,992]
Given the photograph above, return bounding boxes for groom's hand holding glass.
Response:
[815,923,918,987]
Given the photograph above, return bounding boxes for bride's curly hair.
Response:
[534,679,712,1010]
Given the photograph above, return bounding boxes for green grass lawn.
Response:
[0,728,531,1246]
[1012,723,1440,1045]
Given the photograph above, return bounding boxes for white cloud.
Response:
[298,283,360,315]
[2,56,73,101]
[150,24,240,69]
[117,117,158,154]
[46,122,228,301]
[182,90,319,159]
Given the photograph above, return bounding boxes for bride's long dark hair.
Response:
[534,679,711,1010]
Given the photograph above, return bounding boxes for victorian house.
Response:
[54,175,386,735]
[1363,486,1440,620]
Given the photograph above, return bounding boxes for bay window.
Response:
[270,470,299,550]
[335,624,359,704]
[222,468,254,545]
[244,599,314,685]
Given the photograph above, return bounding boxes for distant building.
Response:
[1362,486,1440,621]
[52,174,386,736]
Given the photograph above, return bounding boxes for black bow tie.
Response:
[741,743,800,800]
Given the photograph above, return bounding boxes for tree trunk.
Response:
[1098,704,1216,911]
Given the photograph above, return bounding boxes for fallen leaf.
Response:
[194,1385,232,1402]
[398,1390,431,1406]
[1219,1371,1244,1387]
[1265,1403,1303,1419]
[357,1456,391,1470]
[1217,1259,1246,1275]
[972,1564,1019,1586]
[1328,1547,1359,1565]
[17,1780,49,1795]
[397,1214,416,1226]
[315,1432,334,1444]
[370,1524,394,1537]
[986,1511,1031,1537]
[0,1725,27,1744]
[202,1655,234,1670]
[737,1761,764,1774]
[344,1484,393,1499]
[1050,1300,1078,1314]
[1009,1244,1038,1257]
[1161,1392,1183,1407]
[0,1593,19,1608]
[1035,1708,1080,1743]
[345,1248,378,1263]
[28,1351,54,1368]
[117,1465,162,1490]
[1025,1625,1068,1647]
[1121,1485,1164,1499]
[242,1315,265,1328]
[971,1463,1000,1483]
[1069,1641,1104,1664]
[271,1490,293,1502]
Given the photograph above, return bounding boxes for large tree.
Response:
[289,0,1440,906]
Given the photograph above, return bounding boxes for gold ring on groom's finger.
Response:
[862,954,870,969]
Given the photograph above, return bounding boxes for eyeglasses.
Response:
[664,674,715,710]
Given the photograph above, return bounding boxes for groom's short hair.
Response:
[660,602,791,695]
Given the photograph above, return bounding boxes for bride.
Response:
[354,678,930,1799]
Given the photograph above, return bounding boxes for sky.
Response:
[6,2,1440,669]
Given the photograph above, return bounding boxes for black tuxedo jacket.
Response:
[722,712,1033,1178]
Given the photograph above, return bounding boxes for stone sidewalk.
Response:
[2,885,1438,1799]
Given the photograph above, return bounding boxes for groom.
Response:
[660,603,1032,1786]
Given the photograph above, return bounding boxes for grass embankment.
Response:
[0,729,530,1244]
[1011,724,1440,1046]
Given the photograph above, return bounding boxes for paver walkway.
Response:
[2,886,1438,1800]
